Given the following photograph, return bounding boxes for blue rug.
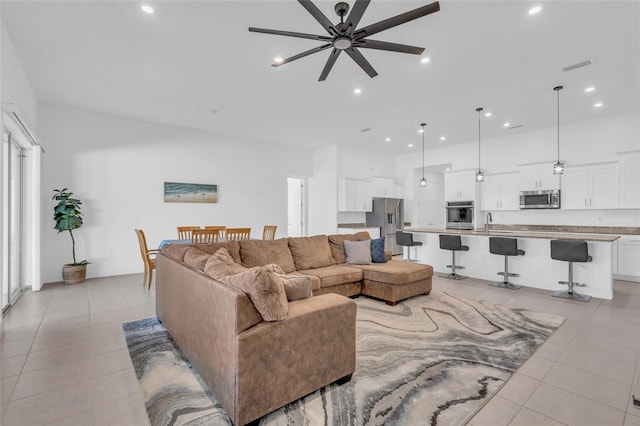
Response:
[123,290,564,426]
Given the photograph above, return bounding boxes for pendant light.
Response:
[552,85,565,174]
[420,123,427,187]
[475,107,484,182]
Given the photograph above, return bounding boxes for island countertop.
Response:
[404,227,622,242]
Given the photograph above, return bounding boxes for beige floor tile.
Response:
[91,348,134,377]
[48,411,93,426]
[90,319,131,339]
[525,382,626,426]
[517,356,554,380]
[565,335,639,365]
[0,323,40,343]
[1,314,43,331]
[11,356,95,400]
[1,375,18,404]
[1,338,33,359]
[498,373,540,405]
[2,380,93,426]
[600,294,640,315]
[91,369,140,404]
[93,394,151,426]
[509,407,566,426]
[468,395,520,426]
[31,327,92,352]
[625,413,640,426]
[90,308,136,326]
[543,363,630,411]
[89,333,128,356]
[89,301,131,315]
[37,316,91,336]
[1,354,27,378]
[22,341,94,373]
[43,307,90,323]
[557,342,636,384]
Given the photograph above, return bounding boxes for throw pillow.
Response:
[344,239,372,265]
[370,237,387,263]
[161,244,191,262]
[288,235,336,270]
[220,266,288,321]
[263,264,313,301]
[183,247,210,271]
[239,239,297,273]
[203,248,247,280]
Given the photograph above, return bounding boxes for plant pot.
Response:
[62,264,87,285]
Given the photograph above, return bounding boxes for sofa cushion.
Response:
[288,235,336,270]
[183,247,210,272]
[204,248,247,279]
[287,272,321,291]
[192,241,242,264]
[371,237,387,263]
[161,244,192,262]
[262,264,312,301]
[328,232,372,264]
[220,267,288,321]
[344,239,372,265]
[350,260,433,285]
[297,265,363,288]
[239,239,296,273]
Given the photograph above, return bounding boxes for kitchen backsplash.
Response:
[487,209,640,227]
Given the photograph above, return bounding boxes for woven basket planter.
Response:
[62,264,87,285]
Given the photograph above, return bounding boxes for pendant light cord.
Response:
[476,107,483,170]
[554,86,563,162]
[421,123,426,180]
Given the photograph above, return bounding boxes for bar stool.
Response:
[550,239,592,302]
[489,237,524,290]
[439,235,469,279]
[396,231,422,262]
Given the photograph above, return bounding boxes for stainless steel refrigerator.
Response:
[366,198,404,255]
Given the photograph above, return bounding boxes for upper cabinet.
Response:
[338,178,372,212]
[519,163,561,191]
[481,172,519,211]
[371,177,394,198]
[561,162,619,209]
[444,170,476,201]
[619,151,640,208]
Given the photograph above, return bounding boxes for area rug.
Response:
[122,290,564,426]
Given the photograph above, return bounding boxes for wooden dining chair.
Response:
[226,228,251,241]
[204,226,227,239]
[262,225,277,240]
[192,228,220,244]
[135,229,159,290]
[177,226,201,239]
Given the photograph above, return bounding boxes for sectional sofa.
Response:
[156,232,433,425]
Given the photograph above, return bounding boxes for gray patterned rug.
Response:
[122,290,564,426]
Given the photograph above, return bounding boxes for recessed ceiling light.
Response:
[385,137,391,142]
[440,136,446,141]
[141,4,154,14]
[484,112,492,117]
[418,129,424,134]
[354,88,362,94]
[503,122,510,127]
[594,102,603,108]
[408,143,413,148]
[585,86,595,93]
[445,167,450,171]
[274,57,284,64]
[528,6,542,15]
[420,57,430,64]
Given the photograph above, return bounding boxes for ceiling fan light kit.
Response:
[249,0,440,81]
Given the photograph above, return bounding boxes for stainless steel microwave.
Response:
[519,189,560,209]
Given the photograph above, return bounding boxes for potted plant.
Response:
[53,188,89,284]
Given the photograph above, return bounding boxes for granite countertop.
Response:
[404,227,621,242]
[337,223,375,228]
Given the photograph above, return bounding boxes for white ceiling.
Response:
[2,1,639,154]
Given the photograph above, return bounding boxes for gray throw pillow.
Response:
[344,239,372,265]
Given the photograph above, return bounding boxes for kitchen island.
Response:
[404,226,623,300]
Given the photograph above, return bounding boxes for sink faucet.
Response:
[485,212,493,232]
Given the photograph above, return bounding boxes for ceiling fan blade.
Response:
[354,39,425,55]
[342,0,371,36]
[354,1,440,39]
[298,0,338,36]
[318,48,342,81]
[344,47,378,78]
[248,27,332,42]
[271,43,332,67]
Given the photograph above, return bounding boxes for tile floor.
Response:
[1,273,639,425]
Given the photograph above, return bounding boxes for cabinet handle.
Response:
[590,198,592,206]
[584,198,587,207]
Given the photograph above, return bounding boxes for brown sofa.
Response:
[156,233,433,424]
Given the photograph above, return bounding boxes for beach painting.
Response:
[164,182,218,203]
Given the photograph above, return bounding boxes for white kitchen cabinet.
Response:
[481,172,519,210]
[619,151,640,208]
[371,177,395,198]
[338,178,372,212]
[561,162,618,209]
[616,236,640,282]
[519,163,560,191]
[445,170,476,201]
[393,185,404,199]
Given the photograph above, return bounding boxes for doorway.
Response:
[287,177,307,237]
[2,130,24,314]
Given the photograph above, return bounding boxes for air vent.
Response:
[562,60,592,72]
[360,128,372,133]
[507,124,524,130]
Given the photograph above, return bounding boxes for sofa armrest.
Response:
[235,293,356,424]
[384,249,393,261]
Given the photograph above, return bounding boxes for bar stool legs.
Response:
[489,255,523,290]
[550,239,592,303]
[441,250,467,280]
[551,261,591,302]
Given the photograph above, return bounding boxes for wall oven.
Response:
[519,189,560,209]
[445,201,474,230]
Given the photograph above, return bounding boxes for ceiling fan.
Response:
[249,0,440,81]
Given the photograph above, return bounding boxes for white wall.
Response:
[1,22,37,123]
[38,103,313,282]
[396,111,640,227]
[308,145,338,235]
